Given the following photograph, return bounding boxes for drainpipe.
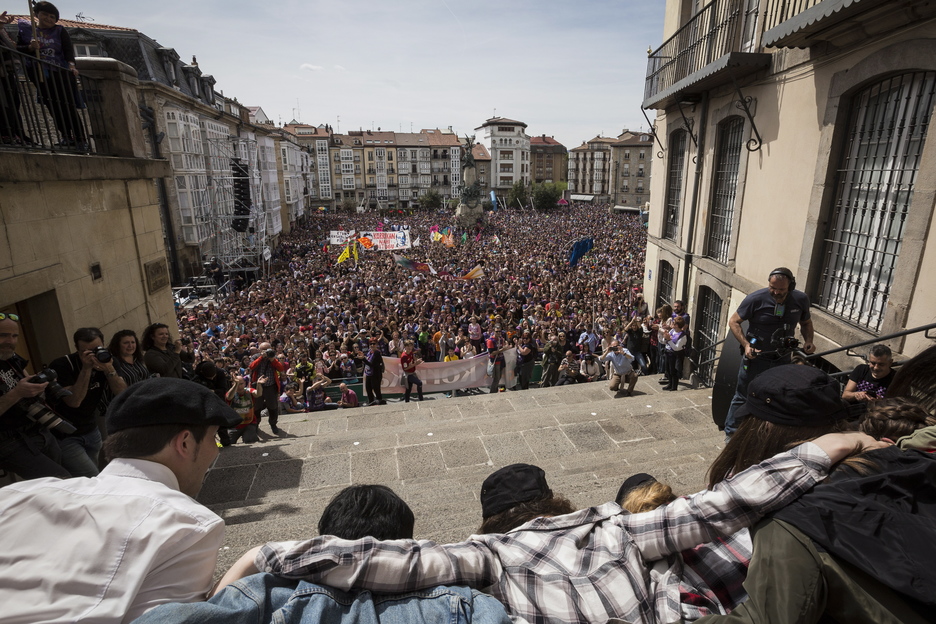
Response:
[140,101,182,285]
[681,93,709,303]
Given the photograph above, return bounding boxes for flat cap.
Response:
[106,377,241,434]
[735,364,850,427]
[480,463,551,519]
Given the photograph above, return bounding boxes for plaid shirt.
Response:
[256,443,829,624]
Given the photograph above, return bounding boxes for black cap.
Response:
[106,377,241,434]
[480,463,551,519]
[616,472,656,505]
[735,364,850,427]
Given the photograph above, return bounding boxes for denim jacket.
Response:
[131,573,511,624]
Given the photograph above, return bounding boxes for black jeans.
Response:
[0,427,71,480]
[404,373,423,402]
[253,386,280,429]
[365,374,383,403]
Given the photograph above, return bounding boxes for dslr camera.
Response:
[18,368,76,435]
[92,345,112,363]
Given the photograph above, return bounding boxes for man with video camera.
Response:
[0,313,70,480]
[723,268,815,440]
[48,327,127,477]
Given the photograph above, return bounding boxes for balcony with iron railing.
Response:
[643,0,771,110]
[761,0,936,48]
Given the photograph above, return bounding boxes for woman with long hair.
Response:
[107,329,149,387]
[141,322,183,379]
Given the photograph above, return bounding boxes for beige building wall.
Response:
[645,6,936,370]
[0,58,176,368]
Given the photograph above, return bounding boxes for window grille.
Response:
[818,71,936,332]
[656,261,675,311]
[707,117,744,263]
[664,131,687,241]
[695,286,723,386]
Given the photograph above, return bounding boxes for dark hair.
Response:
[108,330,142,362]
[141,323,169,351]
[860,397,935,441]
[33,2,60,20]
[318,485,415,541]
[708,417,867,489]
[868,344,893,360]
[73,327,104,349]
[195,361,217,378]
[103,424,210,461]
[478,494,576,534]
[886,345,936,415]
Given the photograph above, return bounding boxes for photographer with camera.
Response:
[48,327,127,477]
[723,268,815,440]
[0,313,71,480]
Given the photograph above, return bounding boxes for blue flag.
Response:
[568,237,594,268]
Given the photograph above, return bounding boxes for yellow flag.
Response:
[336,245,350,264]
[352,240,358,263]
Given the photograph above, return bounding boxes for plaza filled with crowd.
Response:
[176,204,677,407]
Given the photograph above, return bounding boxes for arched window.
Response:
[818,71,936,332]
[664,130,687,241]
[706,117,744,263]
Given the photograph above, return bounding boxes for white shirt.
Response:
[0,458,224,624]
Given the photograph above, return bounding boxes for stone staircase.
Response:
[199,376,727,573]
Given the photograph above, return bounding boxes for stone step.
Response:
[202,381,722,575]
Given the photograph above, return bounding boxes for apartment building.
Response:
[567,136,616,202]
[608,130,653,208]
[475,117,531,193]
[530,135,567,185]
[643,0,936,375]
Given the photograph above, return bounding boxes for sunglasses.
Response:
[0,313,21,321]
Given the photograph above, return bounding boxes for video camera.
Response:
[747,326,801,356]
[17,368,76,435]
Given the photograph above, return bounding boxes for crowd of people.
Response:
[174,204,696,406]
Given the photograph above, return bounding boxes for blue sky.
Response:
[69,0,664,149]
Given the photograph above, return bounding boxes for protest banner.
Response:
[380,349,516,393]
[329,230,356,244]
[357,230,412,251]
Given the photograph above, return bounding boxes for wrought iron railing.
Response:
[762,0,824,32]
[645,0,746,103]
[0,44,111,155]
[691,336,728,387]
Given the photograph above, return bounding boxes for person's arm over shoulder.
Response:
[625,441,832,561]
[248,536,499,594]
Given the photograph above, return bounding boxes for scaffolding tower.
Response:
[205,136,271,279]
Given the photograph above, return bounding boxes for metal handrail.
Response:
[0,43,110,154]
[804,322,936,361]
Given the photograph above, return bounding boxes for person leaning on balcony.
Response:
[15,2,87,148]
[0,11,29,145]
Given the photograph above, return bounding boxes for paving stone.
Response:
[245,459,305,500]
[670,407,712,430]
[523,426,577,460]
[350,448,399,484]
[598,416,653,443]
[347,410,406,431]
[300,453,351,490]
[199,465,257,506]
[479,432,536,466]
[631,411,694,440]
[283,421,320,437]
[476,413,557,435]
[485,399,517,415]
[397,443,445,480]
[440,438,490,468]
[397,422,482,446]
[317,417,349,435]
[561,421,618,453]
[214,439,310,468]
[308,432,395,456]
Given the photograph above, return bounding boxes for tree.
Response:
[340,197,357,213]
[507,180,529,209]
[421,189,443,210]
[531,182,564,210]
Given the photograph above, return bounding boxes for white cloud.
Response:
[300,64,323,72]
[334,65,346,71]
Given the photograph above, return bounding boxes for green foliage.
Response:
[481,199,494,211]
[420,189,443,210]
[531,182,565,210]
[340,198,357,213]
[506,180,529,209]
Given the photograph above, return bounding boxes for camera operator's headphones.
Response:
[769,267,796,290]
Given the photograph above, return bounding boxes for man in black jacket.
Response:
[363,340,385,406]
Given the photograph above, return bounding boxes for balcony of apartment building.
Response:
[643,0,771,109]
[760,0,936,48]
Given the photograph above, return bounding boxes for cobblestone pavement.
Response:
[200,377,725,573]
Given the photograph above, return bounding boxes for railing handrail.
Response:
[804,322,936,361]
[0,43,110,155]
[762,0,824,33]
